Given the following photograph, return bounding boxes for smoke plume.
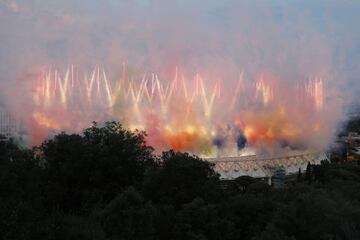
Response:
[0,0,359,155]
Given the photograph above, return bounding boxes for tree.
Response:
[297,168,302,182]
[32,212,106,240]
[345,117,360,133]
[313,160,330,183]
[143,150,221,207]
[38,121,155,212]
[225,194,278,239]
[251,224,295,240]
[246,181,271,194]
[99,187,155,240]
[0,139,38,239]
[305,162,312,184]
[172,198,236,240]
[233,176,257,193]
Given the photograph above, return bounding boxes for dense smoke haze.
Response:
[0,0,359,154]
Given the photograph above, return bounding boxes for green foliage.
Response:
[38,121,155,212]
[99,187,155,240]
[225,194,278,239]
[251,224,295,240]
[1,121,360,240]
[143,150,221,207]
[273,189,360,240]
[233,175,258,193]
[32,212,106,240]
[305,162,312,183]
[172,198,236,240]
[0,139,39,239]
[345,117,360,133]
[246,181,271,194]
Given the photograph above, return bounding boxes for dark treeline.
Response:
[346,116,360,134]
[1,122,360,240]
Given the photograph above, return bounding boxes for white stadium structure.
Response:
[206,150,329,180]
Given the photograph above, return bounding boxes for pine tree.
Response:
[297,168,302,182]
[305,162,312,184]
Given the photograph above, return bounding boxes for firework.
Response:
[27,66,328,156]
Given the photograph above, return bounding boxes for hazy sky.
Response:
[0,0,359,102]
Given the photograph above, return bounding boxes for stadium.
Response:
[207,150,328,180]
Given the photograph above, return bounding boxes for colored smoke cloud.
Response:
[0,0,359,154]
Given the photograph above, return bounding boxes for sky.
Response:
[0,0,359,146]
[0,0,359,76]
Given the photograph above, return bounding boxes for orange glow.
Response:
[32,112,61,130]
[244,126,257,144]
[22,66,329,155]
[167,131,200,151]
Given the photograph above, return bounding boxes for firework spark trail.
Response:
[28,66,328,156]
[256,76,274,106]
[196,75,221,119]
[305,77,324,111]
[230,73,244,110]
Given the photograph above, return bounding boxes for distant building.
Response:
[272,168,286,189]
[0,107,18,140]
[337,132,360,161]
